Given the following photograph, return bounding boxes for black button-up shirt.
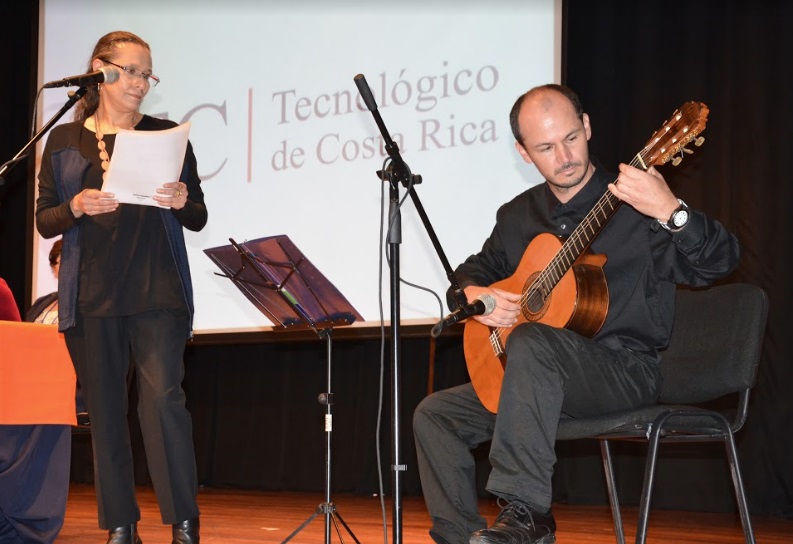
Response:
[453,159,741,358]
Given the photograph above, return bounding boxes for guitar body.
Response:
[463,232,609,413]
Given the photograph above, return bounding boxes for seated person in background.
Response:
[26,239,89,425]
[0,277,20,321]
[0,276,71,544]
[27,240,61,324]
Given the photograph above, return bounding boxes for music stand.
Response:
[204,234,363,544]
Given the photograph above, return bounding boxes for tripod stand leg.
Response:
[330,506,361,544]
[281,506,320,543]
[280,502,361,544]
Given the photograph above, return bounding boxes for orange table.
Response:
[0,321,76,425]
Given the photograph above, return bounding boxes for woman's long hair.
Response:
[73,31,151,124]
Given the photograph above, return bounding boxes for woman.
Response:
[35,31,207,544]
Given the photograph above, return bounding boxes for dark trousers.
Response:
[64,309,199,529]
[413,323,661,544]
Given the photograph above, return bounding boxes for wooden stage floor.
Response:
[58,483,792,543]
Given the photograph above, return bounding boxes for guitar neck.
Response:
[542,189,621,289]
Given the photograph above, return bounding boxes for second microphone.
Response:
[431,294,496,337]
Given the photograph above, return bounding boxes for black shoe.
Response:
[106,524,142,544]
[172,517,199,544]
[76,411,91,427]
[469,500,556,544]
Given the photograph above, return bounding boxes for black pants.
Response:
[65,309,199,529]
[413,323,661,544]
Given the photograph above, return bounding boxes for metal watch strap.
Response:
[658,198,688,232]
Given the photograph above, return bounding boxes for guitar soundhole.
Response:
[526,287,545,314]
[522,273,549,319]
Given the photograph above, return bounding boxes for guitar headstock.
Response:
[639,101,709,168]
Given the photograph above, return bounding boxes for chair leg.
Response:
[723,429,757,544]
[600,440,626,544]
[638,410,757,544]
[634,417,667,544]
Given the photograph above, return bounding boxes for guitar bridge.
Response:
[489,329,505,359]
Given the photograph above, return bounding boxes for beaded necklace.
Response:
[93,112,139,181]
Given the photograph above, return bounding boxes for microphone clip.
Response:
[377,164,422,186]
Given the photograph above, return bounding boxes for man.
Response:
[413,84,740,544]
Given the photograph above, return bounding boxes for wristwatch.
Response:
[660,199,689,231]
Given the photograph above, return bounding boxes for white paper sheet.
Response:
[100,121,191,208]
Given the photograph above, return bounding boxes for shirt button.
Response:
[561,223,567,230]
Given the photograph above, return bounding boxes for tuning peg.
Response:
[683,147,694,154]
[672,156,682,166]
[694,136,705,146]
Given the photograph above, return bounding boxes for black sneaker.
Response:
[469,499,556,544]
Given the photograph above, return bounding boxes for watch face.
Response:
[673,209,689,227]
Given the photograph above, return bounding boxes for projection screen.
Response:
[34,0,561,334]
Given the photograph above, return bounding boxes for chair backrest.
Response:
[658,283,768,405]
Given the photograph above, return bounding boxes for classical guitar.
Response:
[464,101,709,413]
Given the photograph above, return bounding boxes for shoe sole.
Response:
[469,535,555,544]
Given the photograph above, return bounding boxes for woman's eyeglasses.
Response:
[101,60,160,87]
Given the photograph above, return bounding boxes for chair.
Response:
[556,283,769,544]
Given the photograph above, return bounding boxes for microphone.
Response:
[354,73,378,111]
[431,294,497,337]
[354,73,417,184]
[43,66,119,89]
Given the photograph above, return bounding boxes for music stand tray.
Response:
[204,234,363,544]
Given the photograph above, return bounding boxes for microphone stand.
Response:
[0,86,88,188]
[354,74,470,544]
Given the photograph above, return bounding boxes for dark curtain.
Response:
[0,2,38,307]
[181,334,470,496]
[560,0,792,518]
[1,0,790,520]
